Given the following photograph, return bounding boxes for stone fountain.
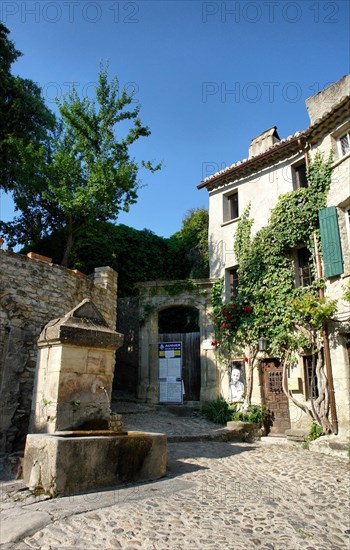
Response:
[23,299,167,497]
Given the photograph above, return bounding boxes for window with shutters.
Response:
[318,206,344,278]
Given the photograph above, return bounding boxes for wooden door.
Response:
[159,332,200,401]
[260,359,291,435]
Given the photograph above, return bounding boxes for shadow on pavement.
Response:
[167,441,257,478]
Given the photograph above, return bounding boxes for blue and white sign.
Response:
[159,342,183,403]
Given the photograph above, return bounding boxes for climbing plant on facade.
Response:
[210,151,337,432]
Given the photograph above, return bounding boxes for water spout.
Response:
[99,386,110,407]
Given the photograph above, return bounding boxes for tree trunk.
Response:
[245,345,257,406]
[61,219,74,267]
[281,348,333,434]
[313,351,332,434]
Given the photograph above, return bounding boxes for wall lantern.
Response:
[258,335,267,352]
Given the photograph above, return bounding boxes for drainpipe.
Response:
[304,147,338,434]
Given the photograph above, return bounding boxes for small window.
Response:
[303,355,319,400]
[223,192,239,222]
[296,247,314,287]
[229,267,239,298]
[292,161,308,189]
[338,131,350,157]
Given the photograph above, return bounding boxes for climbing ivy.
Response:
[230,151,334,358]
[210,152,337,431]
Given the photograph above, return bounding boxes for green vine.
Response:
[343,280,350,302]
[210,152,337,427]
[230,151,334,358]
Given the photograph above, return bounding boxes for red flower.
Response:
[226,314,231,321]
[230,305,236,310]
[243,306,253,313]
[244,357,249,362]
[211,340,218,347]
[221,323,228,329]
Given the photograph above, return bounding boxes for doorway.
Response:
[158,306,200,401]
[260,359,291,435]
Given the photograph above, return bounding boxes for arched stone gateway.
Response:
[137,280,218,404]
[159,306,200,401]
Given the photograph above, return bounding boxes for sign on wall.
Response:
[158,342,183,403]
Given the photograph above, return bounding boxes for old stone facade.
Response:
[0,247,117,452]
[137,280,216,404]
[199,75,350,436]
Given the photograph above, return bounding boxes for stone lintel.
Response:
[38,325,123,350]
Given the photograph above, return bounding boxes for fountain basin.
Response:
[23,431,167,497]
[52,430,129,437]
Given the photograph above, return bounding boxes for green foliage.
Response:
[290,293,337,330]
[2,63,161,265]
[0,24,55,191]
[202,399,267,426]
[201,397,235,424]
[231,404,268,426]
[20,213,208,297]
[343,280,350,303]
[168,208,209,279]
[210,299,254,357]
[303,422,323,448]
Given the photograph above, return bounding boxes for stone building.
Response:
[198,75,350,436]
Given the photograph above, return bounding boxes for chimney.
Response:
[249,126,280,159]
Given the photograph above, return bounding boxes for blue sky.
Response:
[1,0,349,238]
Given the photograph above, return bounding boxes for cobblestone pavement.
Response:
[114,402,223,438]
[1,405,349,550]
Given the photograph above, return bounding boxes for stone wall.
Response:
[0,248,118,453]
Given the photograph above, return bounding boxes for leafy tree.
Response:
[1,64,161,265]
[168,208,209,279]
[20,209,209,297]
[0,23,55,190]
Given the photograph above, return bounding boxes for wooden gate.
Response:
[260,359,291,435]
[159,332,200,401]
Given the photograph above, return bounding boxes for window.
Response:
[292,161,308,189]
[296,247,314,287]
[229,267,239,298]
[223,192,239,222]
[303,355,319,400]
[338,131,350,157]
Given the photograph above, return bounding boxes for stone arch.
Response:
[137,280,218,404]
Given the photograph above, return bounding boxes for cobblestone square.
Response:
[1,436,349,549]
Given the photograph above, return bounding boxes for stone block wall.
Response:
[0,248,118,452]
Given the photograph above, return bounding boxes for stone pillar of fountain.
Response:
[30,299,124,433]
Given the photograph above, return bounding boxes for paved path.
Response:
[1,405,349,549]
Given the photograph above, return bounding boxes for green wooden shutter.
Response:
[318,206,344,278]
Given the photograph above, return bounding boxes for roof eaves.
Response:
[197,132,305,190]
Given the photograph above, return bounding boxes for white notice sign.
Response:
[158,342,183,403]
